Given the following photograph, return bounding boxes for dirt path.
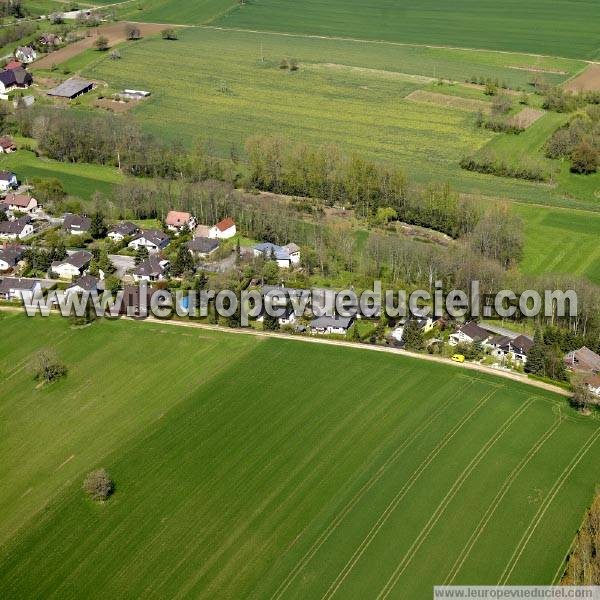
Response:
[32,22,170,70]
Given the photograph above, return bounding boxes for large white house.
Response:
[209,217,236,240]
[310,314,354,335]
[128,230,170,253]
[0,216,33,240]
[51,250,92,280]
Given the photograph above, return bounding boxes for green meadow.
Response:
[82,27,593,208]
[0,150,122,200]
[214,0,600,60]
[0,315,599,598]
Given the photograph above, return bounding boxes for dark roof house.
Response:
[63,213,91,234]
[186,237,219,256]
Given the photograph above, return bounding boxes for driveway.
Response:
[109,254,135,279]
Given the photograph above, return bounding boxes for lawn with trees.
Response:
[0,314,599,598]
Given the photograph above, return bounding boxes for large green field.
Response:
[82,27,596,208]
[0,314,599,598]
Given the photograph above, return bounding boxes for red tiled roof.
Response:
[4,60,22,71]
[166,210,191,227]
[216,217,235,231]
[2,193,32,208]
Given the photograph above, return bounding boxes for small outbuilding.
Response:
[48,78,94,99]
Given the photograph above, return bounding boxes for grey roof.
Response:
[13,67,32,86]
[457,321,490,343]
[109,221,139,237]
[186,237,219,254]
[255,242,291,261]
[502,335,534,355]
[284,242,300,253]
[311,314,354,330]
[133,256,168,277]
[63,213,91,232]
[131,229,169,248]
[0,276,40,293]
[16,46,35,60]
[67,275,102,292]
[52,250,92,270]
[565,347,600,372]
[47,78,93,98]
[0,245,25,266]
[0,216,31,235]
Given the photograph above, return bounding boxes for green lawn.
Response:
[215,0,600,60]
[0,314,598,598]
[0,150,122,200]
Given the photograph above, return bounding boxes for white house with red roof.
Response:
[209,217,236,240]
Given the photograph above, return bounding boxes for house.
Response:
[63,213,91,236]
[107,221,139,242]
[14,46,37,64]
[0,171,18,192]
[39,33,62,47]
[47,78,94,99]
[4,60,21,71]
[0,67,33,94]
[490,334,534,365]
[51,250,92,280]
[583,374,600,398]
[0,216,33,240]
[128,229,170,253]
[1,193,37,213]
[0,276,41,301]
[310,314,355,335]
[390,316,438,342]
[131,256,169,282]
[209,217,236,240]
[0,136,16,153]
[119,284,158,317]
[186,237,219,258]
[253,242,301,268]
[565,347,600,374]
[166,210,196,233]
[0,244,25,271]
[449,321,491,346]
[66,275,103,296]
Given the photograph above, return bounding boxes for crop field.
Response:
[81,27,593,208]
[214,0,600,60]
[116,0,237,24]
[517,204,600,285]
[0,315,599,598]
[0,150,122,199]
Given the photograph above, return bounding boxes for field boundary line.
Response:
[270,379,475,600]
[320,387,499,600]
[498,426,600,584]
[376,397,536,600]
[443,408,563,584]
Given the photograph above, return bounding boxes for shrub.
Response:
[83,469,114,501]
[32,349,67,383]
[161,28,178,40]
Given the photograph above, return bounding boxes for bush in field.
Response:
[571,140,599,174]
[125,24,141,40]
[31,349,67,383]
[94,35,109,51]
[161,28,178,40]
[83,469,114,501]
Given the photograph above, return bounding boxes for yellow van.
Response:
[451,354,465,363]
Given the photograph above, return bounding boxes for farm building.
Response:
[121,89,151,99]
[48,78,94,99]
